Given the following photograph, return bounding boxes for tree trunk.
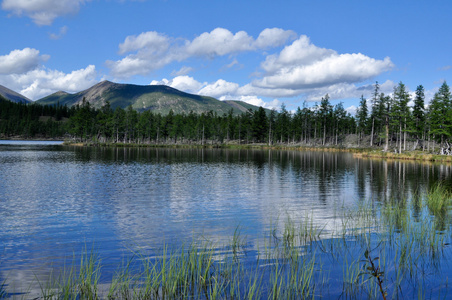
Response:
[384,116,389,151]
[403,120,407,151]
[370,117,375,146]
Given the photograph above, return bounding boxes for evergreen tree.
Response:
[412,85,426,143]
[391,82,411,152]
[333,102,346,145]
[428,81,451,144]
[356,95,368,141]
[251,107,268,143]
[319,94,332,145]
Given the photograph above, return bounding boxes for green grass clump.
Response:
[3,185,452,299]
[427,184,452,217]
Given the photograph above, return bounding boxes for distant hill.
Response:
[36,81,266,115]
[0,85,31,104]
[223,100,273,114]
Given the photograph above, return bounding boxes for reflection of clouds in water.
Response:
[109,150,361,251]
[2,146,452,296]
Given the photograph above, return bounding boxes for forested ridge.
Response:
[1,81,452,154]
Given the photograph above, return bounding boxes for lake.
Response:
[1,141,452,298]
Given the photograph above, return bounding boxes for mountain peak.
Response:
[0,85,31,103]
[35,80,264,115]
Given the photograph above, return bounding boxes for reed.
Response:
[0,280,6,299]
[4,185,452,299]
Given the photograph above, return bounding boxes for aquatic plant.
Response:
[360,246,387,300]
[3,185,452,299]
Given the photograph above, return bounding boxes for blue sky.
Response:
[0,0,451,113]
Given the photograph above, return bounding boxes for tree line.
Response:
[0,97,356,145]
[355,81,451,153]
[1,81,451,153]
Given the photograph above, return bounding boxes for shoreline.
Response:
[61,140,452,163]
[3,136,452,163]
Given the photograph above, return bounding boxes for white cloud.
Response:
[108,27,296,79]
[171,66,193,76]
[107,32,180,78]
[150,75,205,94]
[2,65,97,100]
[2,0,88,26]
[260,36,335,74]
[118,31,169,55]
[254,28,297,49]
[225,58,239,69]
[237,83,302,98]
[107,54,175,78]
[223,95,281,109]
[255,36,394,91]
[186,28,254,57]
[0,48,49,75]
[198,79,239,98]
[49,26,68,40]
[110,29,394,105]
[150,75,281,109]
[346,105,357,115]
[304,80,396,102]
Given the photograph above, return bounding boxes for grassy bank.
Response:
[2,185,452,299]
[353,149,452,163]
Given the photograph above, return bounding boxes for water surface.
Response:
[1,143,451,297]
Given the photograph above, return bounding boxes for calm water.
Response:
[1,142,451,297]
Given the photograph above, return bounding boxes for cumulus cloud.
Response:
[3,65,97,100]
[0,48,49,74]
[2,0,88,25]
[186,28,254,57]
[0,47,98,100]
[254,36,394,91]
[198,79,240,98]
[108,27,296,79]
[118,31,169,55]
[346,105,357,115]
[110,28,394,105]
[107,31,179,77]
[255,28,297,49]
[149,75,281,109]
[150,75,205,94]
[303,80,396,102]
[222,95,281,110]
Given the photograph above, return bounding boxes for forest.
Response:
[1,81,451,153]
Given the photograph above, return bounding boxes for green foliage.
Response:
[412,85,426,139]
[356,95,368,135]
[428,81,451,143]
[5,81,452,153]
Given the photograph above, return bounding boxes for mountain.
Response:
[223,100,271,113]
[36,81,265,115]
[0,85,32,104]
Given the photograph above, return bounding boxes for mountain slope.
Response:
[0,85,31,104]
[36,81,266,115]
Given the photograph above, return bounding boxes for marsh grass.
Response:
[4,187,452,299]
[353,150,452,163]
[0,280,6,299]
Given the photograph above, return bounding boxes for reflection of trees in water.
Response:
[353,158,451,204]
[71,146,452,209]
